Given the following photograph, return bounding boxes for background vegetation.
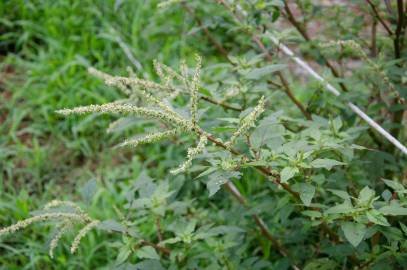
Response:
[0,0,406,269]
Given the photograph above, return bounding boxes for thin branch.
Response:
[283,2,310,40]
[252,33,312,120]
[183,3,229,58]
[155,216,164,242]
[371,18,378,57]
[365,0,394,36]
[200,96,242,111]
[275,75,312,120]
[394,0,405,61]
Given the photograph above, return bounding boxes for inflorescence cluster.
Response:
[0,200,99,258]
[57,55,265,175]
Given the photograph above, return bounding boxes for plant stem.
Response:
[390,0,406,146]
[365,0,394,36]
[155,216,164,242]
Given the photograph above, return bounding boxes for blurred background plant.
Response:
[0,0,406,269]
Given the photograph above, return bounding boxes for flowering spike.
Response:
[0,213,90,236]
[170,135,207,174]
[225,96,265,148]
[120,129,179,148]
[70,220,100,254]
[44,200,85,214]
[56,103,192,131]
[180,59,189,89]
[153,59,166,82]
[158,62,184,82]
[49,223,71,258]
[190,54,202,127]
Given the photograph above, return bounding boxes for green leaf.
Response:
[328,189,350,200]
[206,225,245,236]
[241,160,270,167]
[80,179,97,204]
[310,159,346,170]
[382,179,405,191]
[250,124,285,149]
[379,202,407,216]
[207,178,227,197]
[341,222,366,247]
[135,246,160,260]
[380,226,404,242]
[185,219,197,234]
[302,210,322,218]
[304,258,338,270]
[331,117,343,132]
[160,237,181,245]
[381,189,392,201]
[294,183,315,206]
[244,64,286,80]
[115,246,131,265]
[280,166,299,183]
[195,167,217,179]
[212,126,236,133]
[366,210,390,226]
[358,186,375,205]
[98,220,128,233]
[133,260,165,270]
[206,171,241,197]
[325,200,354,214]
[399,222,407,236]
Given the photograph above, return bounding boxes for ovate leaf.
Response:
[280,167,299,183]
[310,159,346,170]
[250,124,284,149]
[366,210,390,226]
[302,210,322,218]
[293,183,315,206]
[358,186,375,205]
[115,246,131,266]
[325,200,354,214]
[206,171,241,197]
[98,220,127,233]
[382,179,405,192]
[399,222,407,236]
[244,64,286,80]
[341,222,366,247]
[299,183,315,207]
[379,202,407,216]
[328,189,350,200]
[135,246,160,260]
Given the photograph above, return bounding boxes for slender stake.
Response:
[267,34,407,155]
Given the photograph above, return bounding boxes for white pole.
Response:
[268,33,407,155]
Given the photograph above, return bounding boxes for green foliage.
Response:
[0,0,406,269]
